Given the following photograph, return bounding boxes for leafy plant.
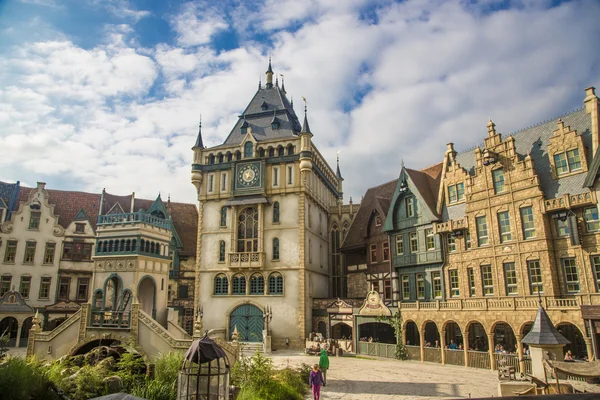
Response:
[116,351,147,391]
[71,365,106,400]
[377,310,408,360]
[0,356,60,400]
[131,378,177,400]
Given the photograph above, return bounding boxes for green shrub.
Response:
[275,367,308,396]
[296,363,312,386]
[0,356,59,400]
[71,365,106,400]
[116,351,146,391]
[237,380,303,400]
[154,352,183,385]
[131,378,177,400]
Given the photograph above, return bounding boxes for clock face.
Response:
[237,163,260,187]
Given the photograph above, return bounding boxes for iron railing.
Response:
[90,311,130,328]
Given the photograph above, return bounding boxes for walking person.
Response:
[319,348,330,386]
[309,364,324,400]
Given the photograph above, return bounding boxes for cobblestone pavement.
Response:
[270,351,499,399]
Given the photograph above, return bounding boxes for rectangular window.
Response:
[62,242,93,261]
[448,185,457,204]
[75,223,85,234]
[395,235,403,255]
[432,271,442,299]
[178,284,189,299]
[567,149,582,171]
[401,275,410,300]
[43,242,56,264]
[554,152,568,175]
[476,216,489,246]
[481,265,494,295]
[456,183,465,201]
[221,173,227,192]
[528,260,544,294]
[409,232,418,253]
[405,197,414,217]
[498,211,512,243]
[468,268,476,297]
[465,231,471,250]
[492,169,505,194]
[416,274,425,299]
[23,241,36,264]
[309,239,312,263]
[29,211,41,229]
[554,149,582,175]
[308,205,312,228]
[288,166,293,185]
[593,256,600,292]
[520,206,536,239]
[384,279,391,300]
[372,280,379,292]
[555,218,569,237]
[4,240,17,263]
[208,174,214,192]
[273,167,279,187]
[19,276,31,298]
[370,244,377,263]
[273,239,280,261]
[382,242,390,261]
[58,277,70,300]
[503,262,518,295]
[584,207,600,232]
[76,278,89,301]
[425,229,435,250]
[447,234,456,252]
[562,258,580,293]
[449,270,459,297]
[39,277,51,299]
[0,276,11,297]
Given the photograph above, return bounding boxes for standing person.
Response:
[309,364,324,400]
[319,348,330,386]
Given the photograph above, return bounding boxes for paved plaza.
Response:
[271,351,499,400]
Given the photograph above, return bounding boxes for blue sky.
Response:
[0,0,599,203]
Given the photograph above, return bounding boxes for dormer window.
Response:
[405,197,414,218]
[75,223,85,234]
[260,100,268,110]
[375,215,381,227]
[271,119,279,130]
[554,149,581,176]
[240,119,249,135]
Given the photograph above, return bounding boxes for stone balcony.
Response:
[433,217,468,234]
[544,191,596,213]
[228,252,265,268]
[97,211,173,230]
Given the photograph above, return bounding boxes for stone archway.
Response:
[423,321,440,347]
[557,322,587,359]
[466,321,488,352]
[405,320,420,346]
[493,322,517,353]
[19,317,33,348]
[317,321,327,338]
[138,276,156,319]
[229,304,264,342]
[444,321,463,348]
[331,322,352,340]
[0,316,18,347]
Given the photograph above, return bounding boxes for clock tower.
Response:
[191,59,343,348]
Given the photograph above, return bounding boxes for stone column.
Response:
[15,322,22,348]
[440,329,446,365]
[419,329,425,363]
[585,337,594,361]
[463,325,469,367]
[516,334,525,373]
[488,330,496,371]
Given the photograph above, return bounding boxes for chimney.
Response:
[36,182,46,190]
[584,87,599,155]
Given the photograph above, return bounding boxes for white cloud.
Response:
[90,0,150,22]
[1,0,599,205]
[20,0,59,7]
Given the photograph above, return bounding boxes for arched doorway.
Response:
[331,322,352,340]
[317,321,327,338]
[359,322,395,344]
[493,322,517,353]
[444,321,463,348]
[19,317,33,347]
[467,321,488,351]
[424,321,440,347]
[229,304,264,342]
[0,317,18,347]
[557,322,587,359]
[405,321,420,346]
[138,276,156,319]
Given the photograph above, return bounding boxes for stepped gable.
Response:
[405,162,443,217]
[341,179,397,251]
[18,186,101,230]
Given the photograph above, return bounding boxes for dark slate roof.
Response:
[447,107,592,220]
[522,305,570,345]
[219,84,301,147]
[584,147,600,188]
[0,181,20,222]
[341,179,397,251]
[193,120,204,149]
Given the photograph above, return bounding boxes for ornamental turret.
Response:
[299,103,313,182]
[265,57,274,89]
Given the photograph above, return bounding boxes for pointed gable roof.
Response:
[73,208,90,222]
[522,305,570,345]
[0,181,20,222]
[340,179,397,251]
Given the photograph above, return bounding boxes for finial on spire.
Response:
[280,74,286,93]
[258,76,261,90]
[193,113,205,149]
[265,56,274,88]
[487,119,496,136]
[300,97,311,134]
[291,96,294,108]
[336,150,343,180]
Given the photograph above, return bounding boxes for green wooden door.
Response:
[229,304,264,342]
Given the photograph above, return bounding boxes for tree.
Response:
[377,310,407,360]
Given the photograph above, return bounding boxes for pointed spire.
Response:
[522,303,571,345]
[301,98,311,134]
[275,74,279,87]
[267,56,273,73]
[193,115,204,149]
[258,76,261,90]
[291,96,294,108]
[336,152,343,180]
[280,74,286,94]
[265,56,274,89]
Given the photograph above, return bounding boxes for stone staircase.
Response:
[240,342,263,357]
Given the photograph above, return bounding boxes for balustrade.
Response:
[90,311,130,328]
[228,252,264,268]
[97,212,172,230]
[399,295,588,311]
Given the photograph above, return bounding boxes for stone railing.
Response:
[97,211,172,230]
[33,310,82,342]
[228,252,264,268]
[138,309,192,349]
[89,311,131,328]
[398,295,587,312]
[433,217,468,234]
[544,191,596,212]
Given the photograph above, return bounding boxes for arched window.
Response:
[268,272,284,295]
[277,146,284,156]
[244,142,253,158]
[250,273,264,295]
[108,240,113,252]
[93,289,104,310]
[273,238,280,261]
[208,154,215,164]
[125,239,131,252]
[287,144,294,155]
[273,201,280,223]
[232,274,246,295]
[220,207,227,227]
[219,241,226,262]
[214,274,228,295]
[237,207,258,252]
[259,148,265,158]
[235,151,241,160]
[227,152,232,162]
[218,154,223,163]
[268,148,275,157]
